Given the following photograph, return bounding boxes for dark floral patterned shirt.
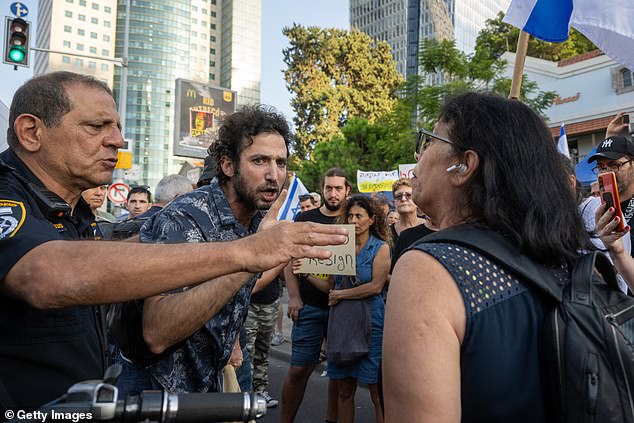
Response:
[139,177,264,392]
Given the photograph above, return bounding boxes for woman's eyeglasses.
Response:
[416,129,455,156]
[394,192,412,201]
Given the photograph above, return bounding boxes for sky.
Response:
[0,0,350,122]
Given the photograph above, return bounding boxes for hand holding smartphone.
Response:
[598,171,626,231]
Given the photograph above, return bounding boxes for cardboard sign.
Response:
[296,224,356,275]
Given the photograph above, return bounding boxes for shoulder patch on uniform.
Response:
[0,200,26,240]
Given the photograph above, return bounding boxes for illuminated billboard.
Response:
[174,78,237,158]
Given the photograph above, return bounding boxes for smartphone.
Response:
[598,172,626,231]
[623,114,630,124]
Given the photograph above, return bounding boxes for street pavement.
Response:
[257,289,376,422]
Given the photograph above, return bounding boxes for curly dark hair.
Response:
[337,194,391,243]
[209,104,291,185]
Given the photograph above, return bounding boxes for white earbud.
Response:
[446,163,467,173]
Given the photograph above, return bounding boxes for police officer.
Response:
[0,71,347,412]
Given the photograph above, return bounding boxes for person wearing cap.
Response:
[588,136,634,248]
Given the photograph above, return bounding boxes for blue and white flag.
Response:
[558,123,570,158]
[504,0,634,72]
[277,173,309,222]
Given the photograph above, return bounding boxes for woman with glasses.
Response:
[384,92,593,422]
[389,179,426,245]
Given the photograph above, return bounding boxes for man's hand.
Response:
[606,112,630,138]
[237,222,348,273]
[228,338,243,368]
[287,295,303,322]
[595,201,630,254]
[258,188,288,232]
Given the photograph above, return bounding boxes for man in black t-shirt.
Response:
[280,168,351,423]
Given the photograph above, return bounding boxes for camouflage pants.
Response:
[244,299,280,392]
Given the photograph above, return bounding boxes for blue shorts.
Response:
[290,304,329,366]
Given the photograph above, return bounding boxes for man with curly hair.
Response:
[116,105,292,395]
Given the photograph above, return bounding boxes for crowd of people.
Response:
[2,70,634,423]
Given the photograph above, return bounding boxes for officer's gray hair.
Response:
[154,174,194,205]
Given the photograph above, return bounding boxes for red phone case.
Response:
[598,172,625,231]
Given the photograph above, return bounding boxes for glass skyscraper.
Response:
[351,0,510,79]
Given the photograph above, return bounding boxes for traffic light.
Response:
[3,17,30,67]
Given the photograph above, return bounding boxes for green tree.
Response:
[405,37,557,130]
[283,24,403,159]
[475,12,597,61]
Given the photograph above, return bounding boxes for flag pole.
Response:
[509,30,531,100]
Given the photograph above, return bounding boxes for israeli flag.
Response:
[504,0,634,72]
[277,173,309,221]
[558,123,570,158]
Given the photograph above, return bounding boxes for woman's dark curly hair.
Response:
[337,194,391,243]
[209,104,291,185]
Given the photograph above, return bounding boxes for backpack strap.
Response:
[418,225,566,301]
[570,251,618,305]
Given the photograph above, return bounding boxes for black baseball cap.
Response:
[587,136,634,163]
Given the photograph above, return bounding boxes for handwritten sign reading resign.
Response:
[296,224,356,276]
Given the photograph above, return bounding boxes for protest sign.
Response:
[296,224,356,276]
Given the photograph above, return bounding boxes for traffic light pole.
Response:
[30,47,124,65]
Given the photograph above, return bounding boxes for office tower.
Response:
[114,0,261,186]
[350,0,509,79]
[35,0,118,86]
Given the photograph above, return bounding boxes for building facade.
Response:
[350,0,509,79]
[35,0,118,86]
[502,51,634,167]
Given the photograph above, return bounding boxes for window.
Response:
[192,5,198,11]
[211,0,216,4]
[62,56,71,63]
[76,43,84,51]
[101,63,109,71]
[210,60,215,67]
[88,61,96,69]
[77,28,85,36]
[624,69,633,88]
[63,41,71,48]
[64,25,72,33]
[65,0,73,3]
[92,3,99,10]
[75,58,83,66]
[79,0,86,5]
[90,46,97,53]
[78,14,86,21]
[65,11,72,17]
[211,11,216,17]
[210,48,215,55]
[202,8,207,14]
[210,35,216,42]
[90,32,98,39]
[104,6,111,13]
[91,17,98,24]
[101,49,109,56]
[103,34,110,42]
[104,20,111,28]
[192,31,197,37]
[192,18,198,24]
[211,23,216,30]
[210,73,215,80]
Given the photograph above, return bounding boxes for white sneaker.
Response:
[258,390,279,408]
[271,332,285,346]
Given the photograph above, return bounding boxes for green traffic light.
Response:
[9,46,26,63]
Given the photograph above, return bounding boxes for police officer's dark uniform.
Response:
[0,149,107,412]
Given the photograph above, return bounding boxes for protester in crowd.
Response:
[121,185,152,219]
[115,105,295,396]
[281,167,352,423]
[197,155,216,188]
[389,178,425,245]
[587,135,634,259]
[386,209,399,225]
[298,193,318,213]
[310,191,322,207]
[82,185,116,222]
[301,195,390,423]
[0,71,347,412]
[384,92,593,421]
